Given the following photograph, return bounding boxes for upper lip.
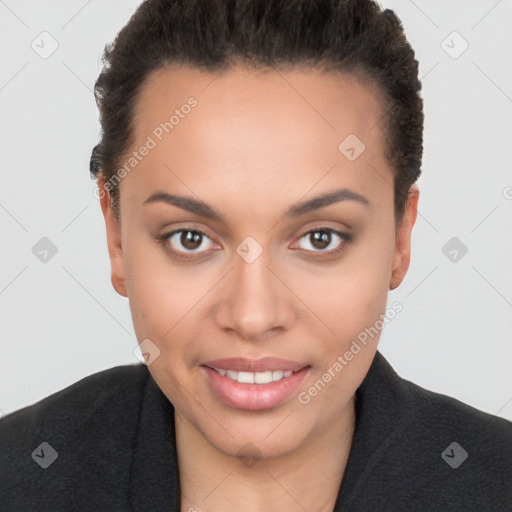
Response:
[201,357,310,373]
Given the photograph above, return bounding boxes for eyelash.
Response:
[156,227,352,260]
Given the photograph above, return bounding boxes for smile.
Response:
[201,359,311,411]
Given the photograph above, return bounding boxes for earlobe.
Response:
[98,181,128,298]
[389,185,419,290]
[389,270,400,291]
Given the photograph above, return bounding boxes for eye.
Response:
[295,228,351,254]
[158,228,216,255]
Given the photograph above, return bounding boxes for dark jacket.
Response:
[1,351,511,511]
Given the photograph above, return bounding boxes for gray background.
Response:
[1,0,511,420]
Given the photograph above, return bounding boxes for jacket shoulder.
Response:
[0,363,148,432]
[390,373,512,508]
[348,354,512,511]
[0,363,149,510]
[399,374,512,445]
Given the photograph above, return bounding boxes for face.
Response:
[99,64,418,459]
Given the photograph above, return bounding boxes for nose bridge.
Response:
[215,245,292,339]
[235,247,273,299]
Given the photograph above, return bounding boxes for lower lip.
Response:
[201,365,310,411]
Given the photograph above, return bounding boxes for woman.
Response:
[1,0,511,510]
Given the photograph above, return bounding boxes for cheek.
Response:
[123,238,180,340]
[306,237,393,334]
[123,238,207,378]
[296,257,392,414]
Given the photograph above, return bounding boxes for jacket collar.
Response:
[129,373,181,511]
[333,350,408,510]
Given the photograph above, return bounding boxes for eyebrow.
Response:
[142,187,369,222]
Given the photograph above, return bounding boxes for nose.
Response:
[213,249,295,342]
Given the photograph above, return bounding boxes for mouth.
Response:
[200,357,311,411]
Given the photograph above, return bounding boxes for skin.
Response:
[98,64,418,512]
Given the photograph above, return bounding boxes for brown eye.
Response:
[180,230,203,250]
[296,228,350,253]
[310,230,331,250]
[160,229,215,255]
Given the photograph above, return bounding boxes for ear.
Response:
[98,180,128,297]
[389,184,419,290]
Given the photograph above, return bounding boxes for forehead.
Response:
[123,64,390,211]
[133,63,383,141]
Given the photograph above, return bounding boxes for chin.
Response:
[199,414,311,461]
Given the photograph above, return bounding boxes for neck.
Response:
[176,396,356,512]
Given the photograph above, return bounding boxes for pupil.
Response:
[311,230,330,249]
[181,231,202,250]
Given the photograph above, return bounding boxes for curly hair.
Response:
[90,0,423,224]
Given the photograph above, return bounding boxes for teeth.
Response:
[255,371,272,384]
[237,371,255,384]
[272,370,283,381]
[215,368,296,383]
